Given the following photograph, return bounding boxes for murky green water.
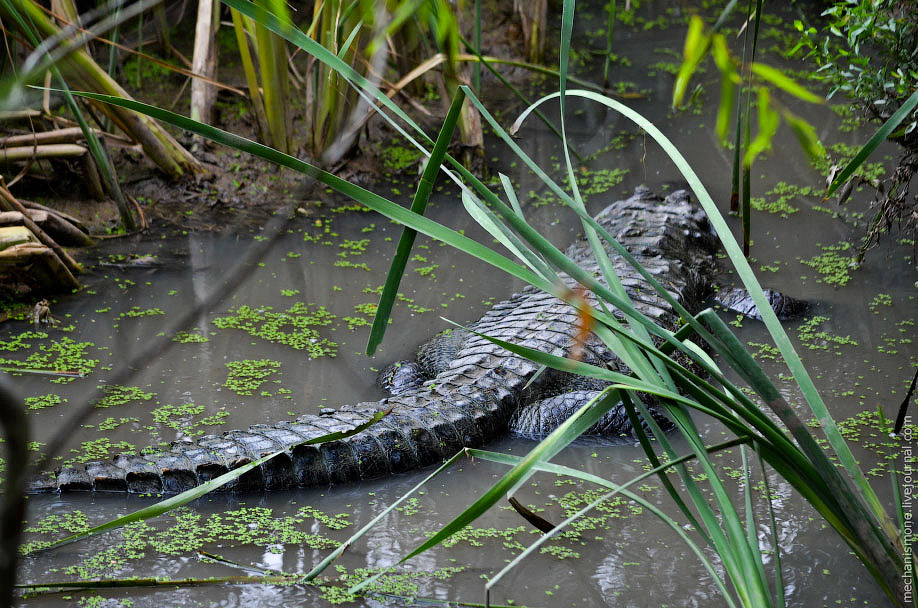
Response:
[6,2,917,606]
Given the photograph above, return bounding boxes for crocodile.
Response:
[31,186,729,495]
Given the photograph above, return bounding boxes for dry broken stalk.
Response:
[0,182,82,275]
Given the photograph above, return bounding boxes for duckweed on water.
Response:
[554,489,639,541]
[223,359,282,396]
[337,238,369,256]
[750,182,819,217]
[25,393,65,410]
[97,416,139,431]
[363,286,432,314]
[0,330,45,352]
[812,411,917,477]
[323,565,467,605]
[333,259,371,271]
[23,507,344,577]
[800,242,855,286]
[797,316,858,350]
[379,143,423,172]
[96,385,154,408]
[172,330,209,343]
[747,341,784,362]
[812,142,886,182]
[869,293,893,313]
[562,167,629,198]
[0,335,99,379]
[212,303,337,357]
[66,438,136,465]
[395,497,422,516]
[118,307,165,319]
[150,402,219,432]
[441,525,527,551]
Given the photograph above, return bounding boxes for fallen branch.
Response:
[0,184,82,275]
[0,242,80,291]
[0,210,93,247]
[0,126,94,147]
[20,199,88,232]
[0,143,87,162]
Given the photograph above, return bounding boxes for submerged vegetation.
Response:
[0,1,915,607]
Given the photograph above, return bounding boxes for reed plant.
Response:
[8,1,913,606]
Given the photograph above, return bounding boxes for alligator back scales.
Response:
[31,187,716,494]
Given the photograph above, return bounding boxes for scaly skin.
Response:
[31,187,715,494]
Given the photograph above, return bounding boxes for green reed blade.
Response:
[759,452,786,606]
[825,87,918,198]
[59,90,549,295]
[472,440,748,608]
[303,450,467,581]
[602,0,615,83]
[347,389,625,595]
[366,89,465,356]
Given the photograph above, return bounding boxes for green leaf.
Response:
[366,90,465,356]
[826,87,918,198]
[673,15,710,107]
[750,62,824,104]
[783,110,825,161]
[743,88,779,167]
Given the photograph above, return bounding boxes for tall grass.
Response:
[9,1,911,606]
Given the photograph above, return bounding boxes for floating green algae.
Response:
[800,242,855,286]
[212,303,337,357]
[868,293,892,313]
[223,359,282,396]
[65,438,136,466]
[118,307,165,319]
[562,167,629,198]
[20,506,346,576]
[96,385,154,409]
[0,335,99,380]
[797,316,858,350]
[172,330,209,343]
[750,181,819,217]
[379,142,423,173]
[25,393,65,411]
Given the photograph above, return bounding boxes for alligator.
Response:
[30,186,762,494]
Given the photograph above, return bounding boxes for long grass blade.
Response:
[57,90,551,296]
[303,450,467,581]
[366,89,465,356]
[230,8,269,139]
[460,190,555,280]
[602,0,615,84]
[472,441,748,607]
[825,87,918,198]
[741,445,769,590]
[759,453,786,607]
[347,389,624,595]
